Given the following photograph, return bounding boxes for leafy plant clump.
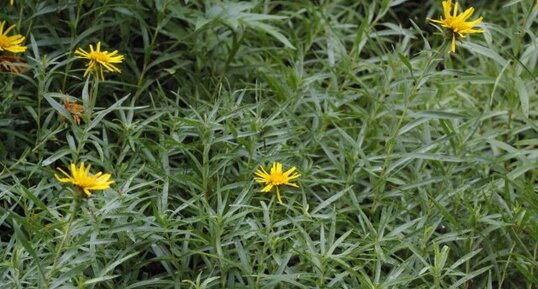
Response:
[1,1,538,288]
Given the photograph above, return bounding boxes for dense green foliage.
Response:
[1,0,538,288]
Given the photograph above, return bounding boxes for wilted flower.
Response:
[0,55,29,73]
[63,98,84,125]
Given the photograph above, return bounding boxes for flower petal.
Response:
[261,184,274,192]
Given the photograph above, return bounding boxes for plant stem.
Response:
[372,43,444,211]
[46,198,80,286]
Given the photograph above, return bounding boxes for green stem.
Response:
[46,198,80,286]
[136,0,170,88]
[89,77,99,115]
[62,0,85,91]
[372,42,445,211]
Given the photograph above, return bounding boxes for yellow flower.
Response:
[254,162,300,204]
[428,0,483,53]
[55,162,114,196]
[0,21,26,54]
[74,41,124,80]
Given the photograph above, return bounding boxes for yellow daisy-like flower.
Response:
[0,21,27,54]
[74,41,124,80]
[10,0,14,5]
[55,162,114,196]
[428,0,484,53]
[254,162,300,204]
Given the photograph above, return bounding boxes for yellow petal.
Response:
[57,167,71,179]
[254,177,269,184]
[283,166,296,177]
[428,18,444,24]
[443,0,453,18]
[275,187,283,204]
[261,184,274,192]
[83,188,92,196]
[452,2,458,18]
[4,24,16,35]
[276,162,283,174]
[54,175,71,183]
[285,182,299,188]
[465,17,483,28]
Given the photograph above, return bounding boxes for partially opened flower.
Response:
[0,21,27,54]
[55,162,114,196]
[74,41,124,80]
[428,0,484,53]
[254,162,300,204]
[9,0,14,5]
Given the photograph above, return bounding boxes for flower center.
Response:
[74,175,97,189]
[89,51,109,62]
[446,19,467,32]
[270,173,287,185]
